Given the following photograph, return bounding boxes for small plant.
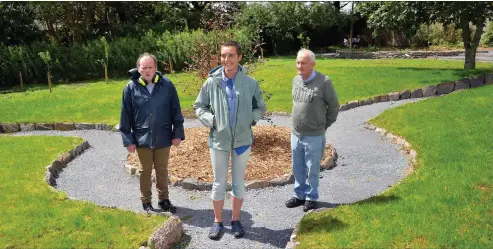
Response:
[38,51,53,92]
[297,33,311,49]
[96,36,110,82]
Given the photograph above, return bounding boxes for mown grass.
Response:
[0,58,491,124]
[295,85,493,248]
[0,135,166,248]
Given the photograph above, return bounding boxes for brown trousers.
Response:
[136,147,170,203]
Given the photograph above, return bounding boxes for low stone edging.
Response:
[124,148,338,191]
[0,122,119,134]
[320,50,490,59]
[338,73,493,112]
[44,140,91,187]
[363,124,417,176]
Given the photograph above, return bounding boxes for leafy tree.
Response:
[0,2,41,45]
[358,2,493,69]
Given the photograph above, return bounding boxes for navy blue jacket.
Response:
[119,69,185,149]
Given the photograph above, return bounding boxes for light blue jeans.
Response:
[291,133,326,201]
[210,147,251,200]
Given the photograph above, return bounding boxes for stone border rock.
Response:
[44,140,91,187]
[123,147,338,191]
[141,216,184,249]
[319,50,489,60]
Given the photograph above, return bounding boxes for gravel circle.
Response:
[15,98,422,249]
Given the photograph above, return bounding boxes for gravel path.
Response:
[16,98,421,249]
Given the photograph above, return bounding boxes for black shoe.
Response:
[158,199,177,213]
[142,202,154,212]
[285,197,305,208]
[303,200,317,212]
[231,220,245,238]
[208,222,224,240]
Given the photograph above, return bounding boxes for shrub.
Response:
[0,28,256,89]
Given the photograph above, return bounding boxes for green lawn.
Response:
[0,135,166,248]
[296,85,493,248]
[0,58,491,124]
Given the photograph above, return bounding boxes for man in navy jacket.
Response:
[120,53,185,212]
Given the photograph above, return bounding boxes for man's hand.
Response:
[127,144,136,153]
[172,138,181,147]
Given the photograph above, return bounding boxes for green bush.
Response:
[413,23,462,47]
[0,28,256,89]
[481,21,493,47]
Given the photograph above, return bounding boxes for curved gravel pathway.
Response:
[17,98,421,249]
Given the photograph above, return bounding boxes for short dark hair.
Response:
[221,41,242,56]
[136,52,158,68]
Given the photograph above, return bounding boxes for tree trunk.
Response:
[48,71,52,93]
[104,64,108,81]
[349,1,354,49]
[461,19,485,70]
[19,71,24,91]
[168,56,174,73]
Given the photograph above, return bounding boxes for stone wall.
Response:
[320,50,489,59]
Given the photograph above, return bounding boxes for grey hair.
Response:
[136,52,158,68]
[297,48,316,63]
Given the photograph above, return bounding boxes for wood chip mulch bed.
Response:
[127,126,335,183]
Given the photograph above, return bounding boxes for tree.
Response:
[423,2,493,69]
[0,2,41,45]
[38,51,53,92]
[358,2,493,69]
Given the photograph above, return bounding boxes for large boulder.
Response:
[436,81,455,95]
[389,92,400,101]
[55,123,76,131]
[0,123,20,133]
[411,88,423,98]
[422,86,437,97]
[35,123,54,130]
[454,78,470,91]
[469,75,485,88]
[147,216,184,249]
[399,90,411,99]
[485,74,493,85]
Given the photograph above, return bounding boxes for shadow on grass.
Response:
[358,194,401,205]
[298,195,401,235]
[299,213,348,234]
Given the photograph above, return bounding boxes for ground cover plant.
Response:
[0,135,166,248]
[295,85,493,248]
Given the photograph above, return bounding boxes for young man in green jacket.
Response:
[194,41,266,240]
[285,49,340,212]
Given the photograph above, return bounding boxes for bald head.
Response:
[296,49,316,80]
